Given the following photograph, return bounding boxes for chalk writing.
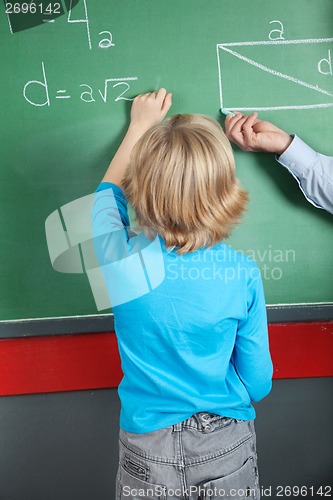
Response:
[216,37,333,112]
[67,0,91,49]
[318,49,332,76]
[23,61,50,107]
[269,20,285,41]
[56,89,71,99]
[98,31,114,49]
[23,62,138,107]
[5,0,114,50]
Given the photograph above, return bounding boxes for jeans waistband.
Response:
[172,412,235,433]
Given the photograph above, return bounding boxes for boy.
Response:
[92,89,273,499]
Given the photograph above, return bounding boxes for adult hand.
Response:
[225,112,292,156]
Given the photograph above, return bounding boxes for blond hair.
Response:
[122,114,248,254]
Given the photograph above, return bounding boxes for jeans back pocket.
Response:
[198,457,258,499]
[118,466,167,500]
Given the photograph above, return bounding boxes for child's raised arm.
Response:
[102,88,172,187]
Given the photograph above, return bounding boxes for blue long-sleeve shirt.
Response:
[278,135,333,215]
[92,182,273,433]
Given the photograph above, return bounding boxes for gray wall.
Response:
[0,378,332,499]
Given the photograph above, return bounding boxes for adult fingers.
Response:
[242,112,258,146]
[225,113,247,137]
[224,113,249,149]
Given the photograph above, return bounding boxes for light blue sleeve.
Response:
[93,181,130,231]
[277,135,333,215]
[91,182,165,308]
[91,182,132,266]
[233,270,273,402]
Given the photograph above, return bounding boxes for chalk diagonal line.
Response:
[220,46,333,98]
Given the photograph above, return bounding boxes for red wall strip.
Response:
[268,321,333,380]
[0,321,332,397]
[0,333,123,397]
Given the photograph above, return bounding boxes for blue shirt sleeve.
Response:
[91,182,132,266]
[233,270,273,402]
[94,181,130,230]
[277,135,333,215]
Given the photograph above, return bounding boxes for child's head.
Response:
[123,114,248,254]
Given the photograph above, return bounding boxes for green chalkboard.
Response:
[1,0,332,322]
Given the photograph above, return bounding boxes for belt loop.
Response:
[172,421,183,432]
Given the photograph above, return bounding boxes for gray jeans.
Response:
[116,413,260,499]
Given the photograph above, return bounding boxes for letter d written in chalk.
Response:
[318,49,332,76]
[23,61,50,107]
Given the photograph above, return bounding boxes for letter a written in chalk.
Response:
[268,20,285,41]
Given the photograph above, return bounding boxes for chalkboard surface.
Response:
[1,0,332,322]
